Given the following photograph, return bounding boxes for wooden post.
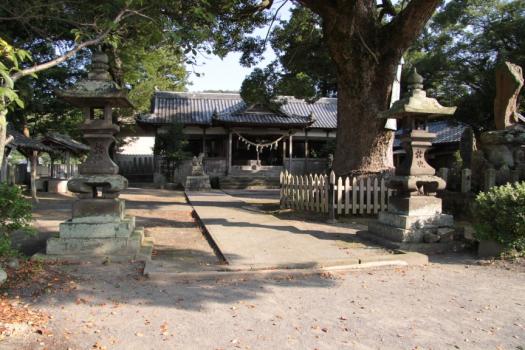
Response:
[328,171,336,223]
[227,130,232,175]
[31,151,39,202]
[304,129,309,174]
[282,140,287,171]
[288,132,293,172]
[65,152,71,179]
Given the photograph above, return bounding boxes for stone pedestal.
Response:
[47,198,150,259]
[46,176,153,260]
[185,175,211,191]
[369,196,454,243]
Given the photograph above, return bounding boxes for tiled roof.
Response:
[394,120,468,147]
[138,92,336,129]
[138,92,466,145]
[6,125,53,153]
[41,132,90,155]
[213,111,313,127]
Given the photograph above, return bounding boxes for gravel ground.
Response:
[5,188,524,349]
[3,255,524,350]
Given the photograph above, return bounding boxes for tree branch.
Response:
[10,7,130,83]
[381,0,440,54]
[296,0,336,18]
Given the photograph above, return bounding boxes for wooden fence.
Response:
[280,171,394,215]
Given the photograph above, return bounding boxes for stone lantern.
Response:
[46,51,152,260]
[368,69,457,244]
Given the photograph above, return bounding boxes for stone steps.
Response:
[218,176,281,189]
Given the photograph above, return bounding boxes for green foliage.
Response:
[1,0,272,135]
[153,124,190,181]
[0,38,32,111]
[122,43,187,114]
[473,182,525,254]
[240,7,336,102]
[0,183,33,257]
[270,7,336,98]
[406,0,525,131]
[0,183,32,233]
[240,65,282,108]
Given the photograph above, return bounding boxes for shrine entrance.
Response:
[231,133,285,166]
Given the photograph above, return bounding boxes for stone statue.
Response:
[494,62,523,130]
[186,152,211,190]
[191,153,205,176]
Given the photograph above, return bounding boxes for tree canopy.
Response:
[406,0,525,132]
[0,0,272,167]
[242,0,525,135]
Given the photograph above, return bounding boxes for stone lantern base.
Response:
[368,175,455,244]
[368,196,455,243]
[46,175,153,261]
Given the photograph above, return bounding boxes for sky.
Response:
[186,1,294,92]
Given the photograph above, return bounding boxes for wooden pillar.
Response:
[288,132,293,171]
[31,150,39,202]
[65,152,71,179]
[282,139,287,170]
[227,130,232,175]
[202,127,207,157]
[304,129,309,174]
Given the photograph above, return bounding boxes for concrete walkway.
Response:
[186,191,400,271]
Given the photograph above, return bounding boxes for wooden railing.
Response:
[280,171,394,215]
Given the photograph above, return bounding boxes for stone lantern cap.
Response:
[378,69,456,120]
[56,51,133,108]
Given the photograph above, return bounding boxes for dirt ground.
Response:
[1,256,524,350]
[1,188,524,349]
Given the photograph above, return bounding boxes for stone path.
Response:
[186,190,394,271]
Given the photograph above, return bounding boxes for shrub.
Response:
[473,182,525,254]
[0,182,33,257]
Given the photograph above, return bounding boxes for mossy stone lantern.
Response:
[46,51,152,260]
[367,69,458,245]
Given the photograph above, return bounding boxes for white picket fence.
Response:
[280,171,394,215]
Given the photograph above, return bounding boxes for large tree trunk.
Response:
[326,16,399,176]
[333,60,396,176]
[299,0,441,176]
